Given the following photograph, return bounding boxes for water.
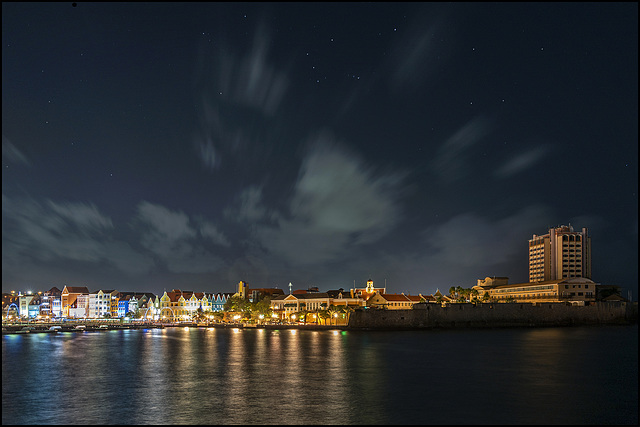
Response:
[3,325,638,425]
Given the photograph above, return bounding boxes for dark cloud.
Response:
[2,3,636,297]
[254,133,404,266]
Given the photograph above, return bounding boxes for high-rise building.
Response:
[528,224,591,282]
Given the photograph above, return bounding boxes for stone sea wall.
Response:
[347,301,638,329]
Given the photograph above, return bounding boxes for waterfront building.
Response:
[326,288,365,309]
[189,292,210,314]
[529,224,592,282]
[159,289,188,321]
[210,292,233,312]
[88,289,119,318]
[351,279,386,302]
[157,289,211,321]
[472,276,598,305]
[61,286,90,318]
[28,294,43,318]
[366,292,425,309]
[117,293,135,317]
[40,287,62,319]
[126,293,156,317]
[270,289,366,322]
[18,293,35,319]
[271,292,333,320]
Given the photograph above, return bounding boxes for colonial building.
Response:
[61,286,90,318]
[157,289,211,321]
[41,286,62,319]
[326,288,365,309]
[271,293,333,320]
[125,292,156,317]
[210,293,233,312]
[351,279,386,302]
[366,292,425,309]
[89,289,119,318]
[529,224,592,282]
[473,276,598,305]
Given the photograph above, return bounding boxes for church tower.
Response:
[366,279,374,294]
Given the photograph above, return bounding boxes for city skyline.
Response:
[2,3,638,297]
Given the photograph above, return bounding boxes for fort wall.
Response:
[347,301,638,329]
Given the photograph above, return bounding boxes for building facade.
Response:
[366,292,425,309]
[529,225,592,282]
[61,286,90,318]
[473,276,597,305]
[89,289,119,318]
[41,287,62,319]
[351,279,386,302]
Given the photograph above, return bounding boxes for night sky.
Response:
[2,3,637,298]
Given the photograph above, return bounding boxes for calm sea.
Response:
[2,325,637,425]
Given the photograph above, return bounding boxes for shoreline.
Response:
[3,301,636,335]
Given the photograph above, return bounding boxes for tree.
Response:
[192,307,206,322]
[327,304,340,325]
[449,286,456,299]
[317,309,330,325]
[298,310,309,323]
[224,296,248,313]
[341,305,355,324]
[251,297,273,319]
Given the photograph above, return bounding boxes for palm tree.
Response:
[341,305,355,325]
[298,310,309,324]
[317,309,330,325]
[327,304,340,325]
[449,286,456,299]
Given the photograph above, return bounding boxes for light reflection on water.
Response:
[2,325,637,425]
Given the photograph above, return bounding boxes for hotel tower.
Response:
[528,225,592,282]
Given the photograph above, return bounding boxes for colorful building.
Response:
[61,286,90,318]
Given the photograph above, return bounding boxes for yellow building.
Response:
[271,293,332,320]
[529,224,592,282]
[366,292,425,309]
[158,289,209,321]
[473,276,597,305]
